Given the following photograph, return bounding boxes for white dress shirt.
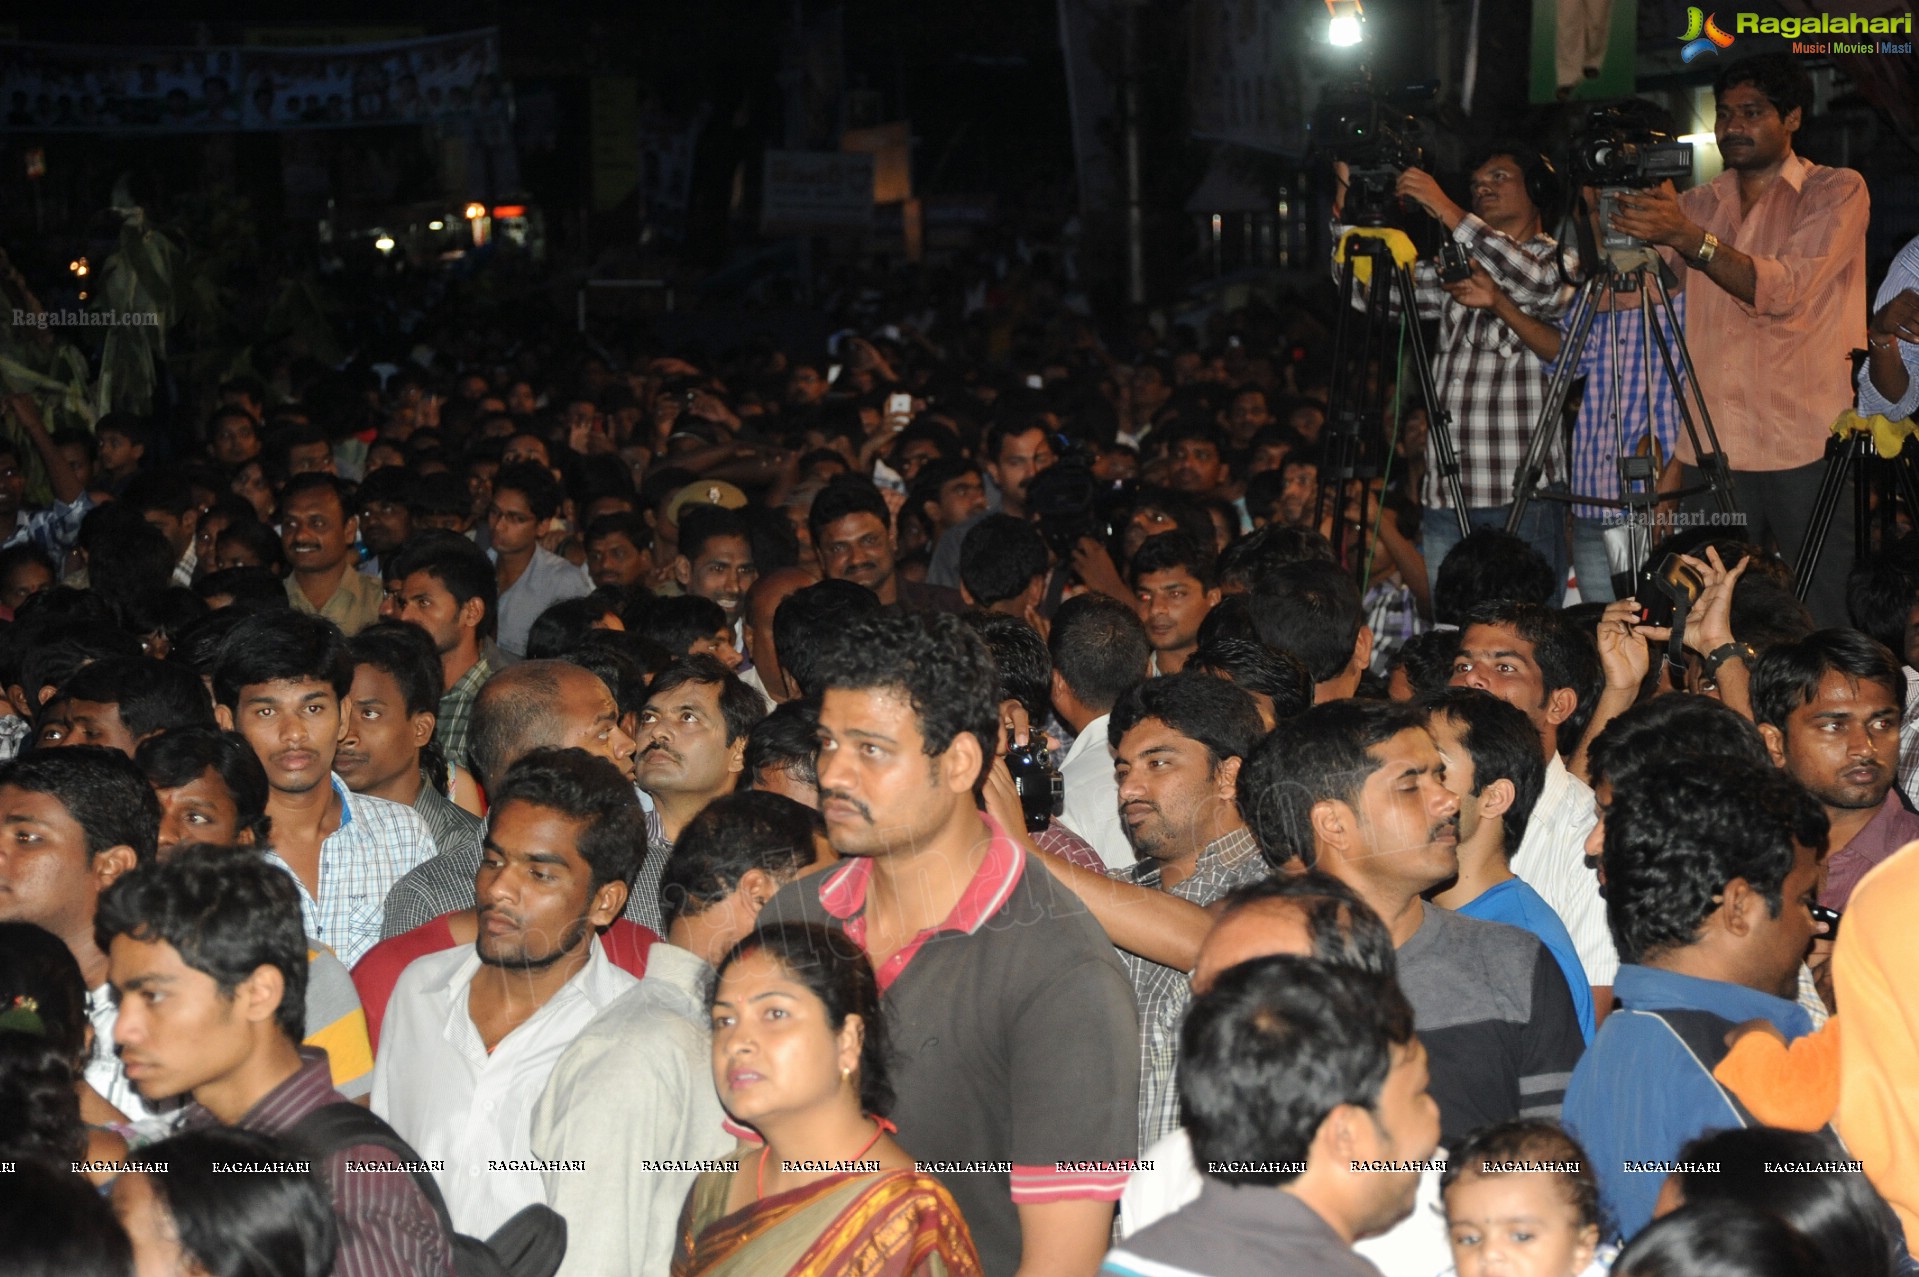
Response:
[1512,755,1618,989]
[370,935,638,1235]
[530,944,735,1277]
[1058,712,1134,872]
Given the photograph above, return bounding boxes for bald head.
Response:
[1192,899,1315,996]
[469,660,635,786]
[1191,871,1397,995]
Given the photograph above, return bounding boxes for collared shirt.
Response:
[1821,789,1919,911]
[1563,963,1813,1241]
[1343,213,1571,509]
[410,774,482,870]
[265,775,438,967]
[761,812,1140,1277]
[183,1048,455,1277]
[2,492,92,558]
[435,657,491,772]
[1058,712,1133,872]
[493,546,591,658]
[1901,666,1919,802]
[370,935,638,1236]
[286,566,386,636]
[1675,153,1869,471]
[172,543,197,587]
[1859,235,1919,422]
[1511,755,1617,988]
[530,944,735,1277]
[1104,1178,1381,1277]
[1548,288,1686,519]
[1120,826,1269,1149]
[88,983,162,1122]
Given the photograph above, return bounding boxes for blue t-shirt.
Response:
[1458,878,1596,1043]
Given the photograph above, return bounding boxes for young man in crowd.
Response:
[1248,558,1374,702]
[809,475,962,613]
[584,511,656,593]
[1051,593,1154,872]
[389,531,497,772]
[1131,532,1220,676]
[54,655,217,755]
[672,503,758,638]
[281,473,384,636]
[488,461,590,658]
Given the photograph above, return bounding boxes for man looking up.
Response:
[1240,699,1586,1147]
[984,417,1058,520]
[809,475,962,612]
[1051,593,1153,871]
[280,473,383,636]
[213,611,437,965]
[1109,672,1270,1148]
[1449,599,1615,1017]
[390,531,496,772]
[1562,757,1827,1240]
[1751,629,1916,910]
[1611,54,1868,626]
[101,846,457,1276]
[762,610,1140,1277]
[372,748,642,1236]
[489,460,590,658]
[1132,531,1221,676]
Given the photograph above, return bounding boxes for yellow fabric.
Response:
[1829,408,1918,459]
[1836,839,1919,1248]
[1711,1015,1839,1132]
[304,947,374,1095]
[1336,226,1421,287]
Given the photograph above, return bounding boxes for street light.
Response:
[374,234,396,254]
[1327,0,1365,45]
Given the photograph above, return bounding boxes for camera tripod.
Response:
[1792,416,1919,602]
[1320,227,1472,569]
[1504,244,1738,598]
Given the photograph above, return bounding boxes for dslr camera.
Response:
[1313,82,1431,229]
[1005,739,1064,834]
[1569,102,1693,252]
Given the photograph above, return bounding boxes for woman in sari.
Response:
[672,921,983,1277]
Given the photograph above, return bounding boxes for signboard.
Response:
[761,150,874,235]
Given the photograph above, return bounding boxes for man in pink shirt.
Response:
[1612,53,1867,626]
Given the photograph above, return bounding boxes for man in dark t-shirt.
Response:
[761,611,1139,1277]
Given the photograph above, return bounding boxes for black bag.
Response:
[287,1102,567,1277]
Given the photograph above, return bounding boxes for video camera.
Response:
[1313,81,1433,228]
[1568,102,1693,252]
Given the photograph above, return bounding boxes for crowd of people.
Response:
[4,46,1919,1277]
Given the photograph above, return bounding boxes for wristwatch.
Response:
[1701,640,1754,681]
[1868,332,1897,352]
[1694,231,1720,266]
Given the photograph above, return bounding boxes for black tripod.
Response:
[1320,227,1471,570]
[1505,244,1738,599]
[1792,419,1919,602]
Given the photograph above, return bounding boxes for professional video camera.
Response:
[1568,101,1693,251]
[1312,82,1432,228]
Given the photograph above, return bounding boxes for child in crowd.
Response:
[1442,1119,1611,1277]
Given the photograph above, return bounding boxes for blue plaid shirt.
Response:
[3,493,92,559]
[1546,287,1686,520]
[265,775,438,967]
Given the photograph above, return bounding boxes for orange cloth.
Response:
[1835,839,1919,1248]
[1711,1015,1840,1131]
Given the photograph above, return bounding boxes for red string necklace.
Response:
[756,1115,895,1201]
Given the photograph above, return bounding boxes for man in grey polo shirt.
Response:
[762,611,1140,1277]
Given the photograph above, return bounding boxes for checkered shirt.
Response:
[3,493,92,559]
[434,657,491,772]
[265,775,438,967]
[1116,826,1270,1149]
[1548,288,1686,519]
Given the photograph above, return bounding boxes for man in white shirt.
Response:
[1049,593,1153,871]
[531,789,827,1277]
[371,747,644,1234]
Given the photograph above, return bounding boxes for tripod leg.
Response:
[1792,439,1855,603]
[1505,277,1602,536]
[1392,264,1471,540]
[1648,272,1739,515]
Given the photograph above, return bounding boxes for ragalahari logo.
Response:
[1679,7,1737,61]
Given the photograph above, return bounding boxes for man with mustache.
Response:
[280,473,384,637]
[634,656,766,893]
[1752,629,1917,911]
[371,748,641,1235]
[1240,699,1586,1147]
[809,475,963,613]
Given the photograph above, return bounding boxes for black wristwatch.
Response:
[1701,641,1754,681]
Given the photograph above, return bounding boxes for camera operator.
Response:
[1334,142,1574,598]
[1608,53,1868,626]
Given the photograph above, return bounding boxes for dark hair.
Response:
[525,594,622,661]
[0,1158,136,1277]
[123,471,197,519]
[123,588,212,649]
[714,921,894,1117]
[0,543,56,592]
[194,567,290,614]
[1715,52,1813,122]
[0,746,161,867]
[1672,1127,1898,1277]
[661,791,818,927]
[134,729,273,846]
[629,594,729,659]
[1390,629,1461,698]
[216,519,288,576]
[1845,552,1918,659]
[807,475,891,545]
[1442,1119,1602,1233]
[1181,956,1414,1187]
[1186,639,1315,722]
[139,1127,339,1277]
[346,622,448,785]
[1604,757,1826,965]
[1731,575,1816,654]
[84,510,176,606]
[742,701,820,792]
[646,655,768,745]
[1240,699,1426,870]
[1129,530,1217,591]
[1434,529,1556,624]
[585,511,653,555]
[488,747,646,894]
[0,1030,85,1163]
[212,612,353,709]
[562,630,663,720]
[490,460,564,523]
[389,531,497,640]
[96,845,309,1041]
[1108,670,1265,768]
[985,416,1051,465]
[1211,869,1398,978]
[1750,628,1906,730]
[58,657,216,742]
[1419,688,1545,857]
[959,515,1050,607]
[814,611,1000,776]
[0,921,91,1066]
[1613,1200,1820,1277]
[1460,600,1599,757]
[1587,694,1768,796]
[276,472,353,521]
[1217,524,1337,594]
[970,612,1053,723]
[677,504,752,567]
[1048,593,1151,714]
[1246,558,1364,683]
[774,580,883,698]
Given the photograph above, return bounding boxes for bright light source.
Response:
[69,258,88,276]
[464,202,486,220]
[1679,132,1718,147]
[374,234,396,254]
[428,220,445,230]
[491,204,526,219]
[1326,0,1364,44]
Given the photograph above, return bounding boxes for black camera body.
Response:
[1005,740,1064,833]
[1314,87,1429,229]
[1438,241,1473,284]
[1570,103,1694,252]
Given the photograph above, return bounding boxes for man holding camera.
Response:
[1336,143,1573,597]
[1609,54,1868,626]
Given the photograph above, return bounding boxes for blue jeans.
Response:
[1571,515,1616,603]
[1421,487,1570,606]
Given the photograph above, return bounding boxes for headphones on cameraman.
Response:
[1479,141,1561,226]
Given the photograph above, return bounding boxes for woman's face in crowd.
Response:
[709,948,859,1128]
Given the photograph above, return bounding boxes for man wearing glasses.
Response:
[487,461,590,659]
